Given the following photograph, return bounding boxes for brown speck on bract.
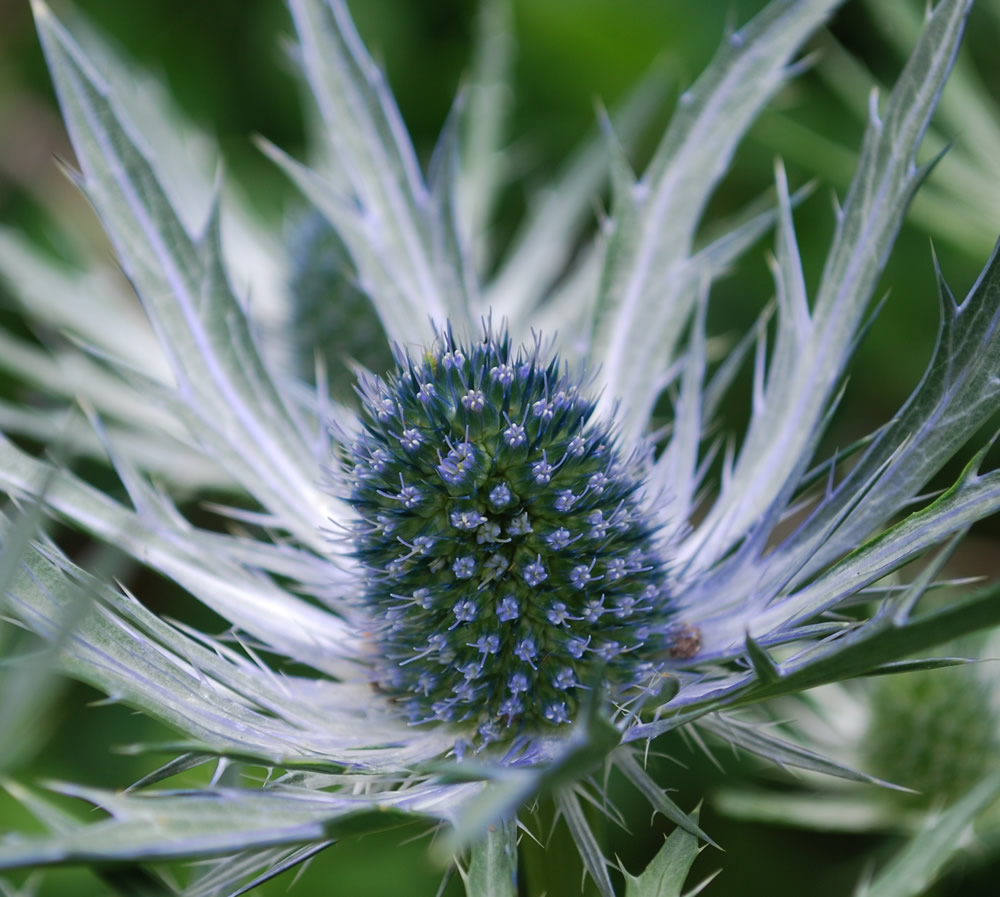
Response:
[667,623,701,659]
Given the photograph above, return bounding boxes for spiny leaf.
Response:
[743,633,782,685]
[789,235,1000,582]
[591,0,843,444]
[0,506,455,770]
[615,752,717,846]
[699,715,905,788]
[183,842,333,897]
[285,0,474,339]
[684,0,975,573]
[623,814,701,897]
[693,453,1000,663]
[555,788,616,897]
[31,0,323,544]
[0,783,419,870]
[631,535,1000,740]
[459,0,514,248]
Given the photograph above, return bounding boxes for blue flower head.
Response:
[347,327,668,744]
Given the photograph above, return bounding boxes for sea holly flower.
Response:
[1,0,1000,895]
[345,327,668,744]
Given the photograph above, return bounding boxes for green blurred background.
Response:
[1,0,1000,894]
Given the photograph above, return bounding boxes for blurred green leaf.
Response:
[99,867,178,897]
[856,772,1000,897]
[714,790,914,833]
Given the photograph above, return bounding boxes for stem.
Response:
[466,817,518,897]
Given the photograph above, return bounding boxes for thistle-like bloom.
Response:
[347,329,668,745]
[2,0,1000,894]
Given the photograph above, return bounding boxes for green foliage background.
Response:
[1,0,999,894]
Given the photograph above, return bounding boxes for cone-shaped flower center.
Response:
[346,329,668,746]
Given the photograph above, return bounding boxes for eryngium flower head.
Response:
[862,663,1000,804]
[345,328,668,744]
[3,0,1000,893]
